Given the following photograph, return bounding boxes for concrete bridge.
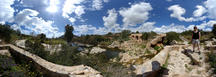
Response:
[0,44,102,77]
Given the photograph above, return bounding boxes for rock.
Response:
[212,38,216,42]
[170,40,178,45]
[42,43,62,54]
[151,34,166,46]
[108,41,120,48]
[15,40,26,48]
[89,47,106,54]
[0,44,103,77]
[81,48,89,54]
[0,50,11,56]
[205,41,213,47]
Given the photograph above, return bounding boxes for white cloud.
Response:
[46,0,60,13]
[69,17,76,23]
[103,0,109,3]
[103,9,120,32]
[168,5,206,22]
[13,9,63,38]
[0,0,15,24]
[62,0,85,18]
[126,22,155,32]
[187,20,216,31]
[92,0,103,10]
[204,0,216,19]
[193,5,207,17]
[153,23,187,33]
[119,2,153,26]
[74,25,97,35]
[91,0,109,10]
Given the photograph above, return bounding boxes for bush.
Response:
[208,52,216,73]
[0,24,20,43]
[141,32,157,40]
[25,39,48,59]
[0,55,42,77]
[164,32,181,45]
[74,35,110,46]
[119,30,131,41]
[213,24,216,37]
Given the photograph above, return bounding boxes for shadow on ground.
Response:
[136,61,169,77]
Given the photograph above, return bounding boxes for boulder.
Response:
[89,47,106,54]
[42,43,62,54]
[170,40,178,45]
[108,41,120,48]
[151,34,166,46]
[15,40,26,48]
[213,38,216,42]
[205,41,213,47]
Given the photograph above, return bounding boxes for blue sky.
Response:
[0,0,216,38]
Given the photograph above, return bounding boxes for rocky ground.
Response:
[165,45,211,77]
[2,35,216,77]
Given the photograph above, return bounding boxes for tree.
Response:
[37,33,46,43]
[120,30,131,40]
[213,24,216,37]
[64,24,74,43]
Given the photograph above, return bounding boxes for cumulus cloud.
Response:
[168,5,206,22]
[62,0,85,18]
[74,25,108,35]
[193,5,207,17]
[92,0,103,10]
[119,2,153,26]
[153,23,187,33]
[103,9,120,32]
[91,0,109,10]
[187,20,216,31]
[0,0,15,24]
[204,0,216,19]
[13,9,63,38]
[126,22,155,32]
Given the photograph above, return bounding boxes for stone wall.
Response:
[0,44,102,77]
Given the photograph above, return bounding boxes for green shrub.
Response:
[0,24,20,43]
[141,31,157,40]
[208,52,216,73]
[212,24,216,37]
[154,46,161,51]
[0,55,42,77]
[25,39,48,59]
[164,32,181,45]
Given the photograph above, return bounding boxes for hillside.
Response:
[0,24,216,77]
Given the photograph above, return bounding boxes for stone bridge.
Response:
[0,44,102,77]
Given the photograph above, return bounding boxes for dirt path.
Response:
[166,45,211,77]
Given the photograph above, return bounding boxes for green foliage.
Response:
[181,30,193,36]
[213,24,216,37]
[25,39,48,59]
[37,33,46,43]
[64,24,74,43]
[119,30,131,41]
[44,39,66,45]
[154,46,161,51]
[0,55,42,77]
[208,52,216,73]
[162,54,170,68]
[74,35,110,46]
[164,32,181,45]
[47,44,79,66]
[141,44,146,49]
[141,32,157,40]
[0,24,20,43]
